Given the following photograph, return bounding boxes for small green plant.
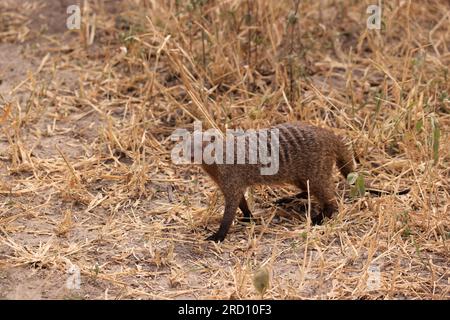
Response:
[347,172,366,197]
[300,231,307,240]
[402,226,411,238]
[415,118,423,133]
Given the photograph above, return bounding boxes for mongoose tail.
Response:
[331,134,410,197]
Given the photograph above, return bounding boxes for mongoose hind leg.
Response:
[239,196,253,223]
[310,182,338,225]
[311,202,338,224]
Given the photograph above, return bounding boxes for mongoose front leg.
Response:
[206,196,240,242]
[239,196,253,223]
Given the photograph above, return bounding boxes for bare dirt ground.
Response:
[0,0,448,299]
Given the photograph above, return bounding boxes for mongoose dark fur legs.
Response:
[239,196,253,223]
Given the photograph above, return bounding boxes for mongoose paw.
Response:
[310,214,324,225]
[206,233,225,242]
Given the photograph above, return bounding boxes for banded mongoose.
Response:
[196,122,355,242]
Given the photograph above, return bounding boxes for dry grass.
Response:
[0,0,448,299]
